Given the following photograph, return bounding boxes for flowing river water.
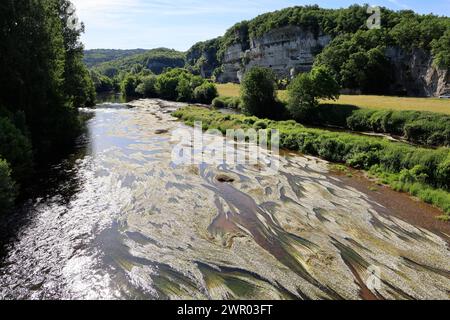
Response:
[0,99,449,300]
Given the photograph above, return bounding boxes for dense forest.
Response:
[186,4,450,92]
[83,49,148,68]
[0,0,95,214]
[89,48,186,93]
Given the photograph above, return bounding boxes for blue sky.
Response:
[71,0,450,50]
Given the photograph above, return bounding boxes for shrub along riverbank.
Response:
[212,97,450,148]
[121,68,218,104]
[214,68,450,148]
[314,105,450,147]
[173,106,450,219]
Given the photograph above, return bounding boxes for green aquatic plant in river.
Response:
[173,106,450,217]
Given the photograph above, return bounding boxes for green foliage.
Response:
[156,69,192,101]
[90,70,115,93]
[120,68,218,103]
[346,109,450,147]
[193,83,218,104]
[155,69,215,103]
[174,106,450,216]
[155,69,182,101]
[186,4,450,93]
[0,159,15,215]
[314,30,392,93]
[121,74,142,97]
[0,117,33,183]
[135,75,158,98]
[186,38,222,78]
[177,78,194,102]
[212,96,242,110]
[83,49,148,68]
[287,73,316,121]
[91,48,185,80]
[241,67,278,118]
[370,164,450,215]
[307,105,450,147]
[389,14,449,50]
[0,0,95,213]
[287,66,340,121]
[432,29,450,68]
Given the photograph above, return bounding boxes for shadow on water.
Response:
[0,126,90,264]
[0,96,123,264]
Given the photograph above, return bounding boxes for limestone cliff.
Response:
[217,26,331,83]
[386,47,449,97]
[186,18,449,97]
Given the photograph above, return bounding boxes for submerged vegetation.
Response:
[0,0,95,214]
[173,106,450,218]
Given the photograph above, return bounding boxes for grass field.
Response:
[216,83,450,115]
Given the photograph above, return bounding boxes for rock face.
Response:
[213,26,449,97]
[186,38,221,79]
[386,47,450,97]
[217,26,331,83]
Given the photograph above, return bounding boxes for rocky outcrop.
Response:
[386,47,450,97]
[190,26,448,97]
[217,26,331,83]
[186,38,221,79]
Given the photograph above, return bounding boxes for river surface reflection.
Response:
[0,99,448,300]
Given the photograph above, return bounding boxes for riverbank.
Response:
[173,106,450,220]
[2,98,449,300]
[216,83,450,115]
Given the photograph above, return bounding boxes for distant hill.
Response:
[83,49,148,68]
[186,4,450,96]
[87,48,186,77]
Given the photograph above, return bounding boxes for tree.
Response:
[135,75,157,98]
[0,0,96,215]
[90,70,115,93]
[0,0,94,155]
[193,83,218,104]
[59,0,96,108]
[154,68,213,103]
[0,159,15,215]
[156,71,182,101]
[314,30,392,93]
[177,78,193,102]
[287,66,340,122]
[0,117,33,183]
[432,29,450,68]
[121,75,141,97]
[241,67,278,118]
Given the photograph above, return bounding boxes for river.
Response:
[0,99,448,300]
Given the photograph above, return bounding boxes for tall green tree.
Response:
[287,66,340,122]
[0,0,95,213]
[241,67,278,118]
